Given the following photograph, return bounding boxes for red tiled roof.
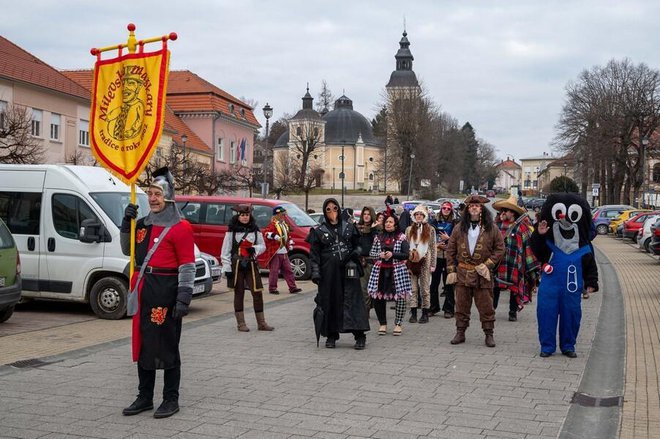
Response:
[496,159,521,170]
[167,70,261,128]
[61,70,94,93]
[0,36,90,100]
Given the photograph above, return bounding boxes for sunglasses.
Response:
[441,207,451,210]
[500,208,512,214]
[325,206,339,212]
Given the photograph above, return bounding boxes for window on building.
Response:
[240,108,245,118]
[50,113,61,140]
[217,138,224,161]
[229,141,236,164]
[296,126,302,137]
[653,164,660,183]
[31,109,42,137]
[78,120,89,146]
[229,104,234,113]
[0,100,7,131]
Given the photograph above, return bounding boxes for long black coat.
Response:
[307,218,370,336]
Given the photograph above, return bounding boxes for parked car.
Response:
[309,212,324,224]
[485,190,496,198]
[592,204,635,235]
[175,196,316,280]
[609,209,650,234]
[637,214,660,252]
[0,217,21,323]
[199,251,222,282]
[623,211,660,240]
[649,218,660,256]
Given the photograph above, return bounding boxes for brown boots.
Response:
[450,328,466,344]
[256,312,274,331]
[235,312,250,332]
[235,311,274,331]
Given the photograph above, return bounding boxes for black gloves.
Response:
[247,247,256,256]
[124,203,138,220]
[311,275,321,285]
[225,272,233,279]
[172,301,189,319]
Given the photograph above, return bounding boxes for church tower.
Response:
[384,29,421,193]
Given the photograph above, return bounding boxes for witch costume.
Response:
[306,198,369,349]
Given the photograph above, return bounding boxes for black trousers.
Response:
[492,285,517,314]
[138,363,181,401]
[430,258,447,313]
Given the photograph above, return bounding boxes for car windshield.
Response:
[90,192,150,227]
[281,202,317,227]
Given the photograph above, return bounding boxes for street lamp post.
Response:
[262,103,273,139]
[407,153,415,198]
[640,136,649,207]
[340,140,346,208]
[261,103,273,195]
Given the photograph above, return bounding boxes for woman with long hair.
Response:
[431,201,459,318]
[368,214,412,336]
[405,205,437,324]
[220,204,273,332]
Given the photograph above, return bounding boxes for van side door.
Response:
[0,190,43,294]
[40,190,105,299]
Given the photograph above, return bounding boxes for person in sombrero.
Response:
[492,195,540,322]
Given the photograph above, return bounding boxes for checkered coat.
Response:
[367,232,412,300]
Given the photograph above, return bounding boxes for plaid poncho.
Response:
[496,216,540,309]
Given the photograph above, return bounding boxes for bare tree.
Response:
[137,142,204,195]
[0,104,45,164]
[316,80,334,113]
[272,153,295,199]
[555,58,660,204]
[289,120,323,209]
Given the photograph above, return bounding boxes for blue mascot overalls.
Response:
[537,241,592,355]
[530,193,598,358]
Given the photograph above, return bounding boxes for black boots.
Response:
[418,309,429,324]
[122,396,153,416]
[409,308,418,323]
[153,399,179,418]
[508,312,517,322]
[354,337,366,350]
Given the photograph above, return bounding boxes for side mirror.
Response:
[79,219,110,243]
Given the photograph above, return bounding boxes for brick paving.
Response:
[5,233,658,438]
[594,236,660,439]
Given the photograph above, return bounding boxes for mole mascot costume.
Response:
[530,193,598,358]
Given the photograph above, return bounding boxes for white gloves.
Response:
[446,272,457,285]
[273,234,281,241]
[475,263,491,281]
[288,239,294,251]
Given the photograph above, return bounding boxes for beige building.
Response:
[273,91,384,191]
[519,153,556,194]
[494,158,522,192]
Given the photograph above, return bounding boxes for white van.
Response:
[0,164,212,319]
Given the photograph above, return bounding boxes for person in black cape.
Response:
[306,198,370,349]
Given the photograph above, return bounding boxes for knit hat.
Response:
[411,204,429,223]
[272,206,286,215]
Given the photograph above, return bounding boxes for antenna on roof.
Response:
[403,15,406,32]
[306,82,309,92]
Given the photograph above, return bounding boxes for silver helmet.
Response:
[149,167,175,202]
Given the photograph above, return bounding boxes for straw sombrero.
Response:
[492,195,525,216]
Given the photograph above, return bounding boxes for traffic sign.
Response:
[592,188,599,197]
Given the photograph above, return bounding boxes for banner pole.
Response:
[129,183,136,290]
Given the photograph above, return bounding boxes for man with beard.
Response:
[446,195,505,347]
[307,198,369,349]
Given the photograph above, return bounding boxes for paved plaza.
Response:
[0,235,657,438]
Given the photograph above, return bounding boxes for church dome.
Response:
[274,129,289,148]
[322,95,380,146]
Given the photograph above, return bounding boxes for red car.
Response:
[622,211,660,240]
[175,196,316,280]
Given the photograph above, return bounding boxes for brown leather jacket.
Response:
[446,225,504,289]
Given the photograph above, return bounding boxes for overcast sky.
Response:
[3,0,659,160]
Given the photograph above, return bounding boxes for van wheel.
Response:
[289,253,311,280]
[596,224,609,235]
[0,306,15,323]
[90,277,127,320]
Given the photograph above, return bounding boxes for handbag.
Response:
[406,249,426,275]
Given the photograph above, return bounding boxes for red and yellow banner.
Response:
[90,47,169,184]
